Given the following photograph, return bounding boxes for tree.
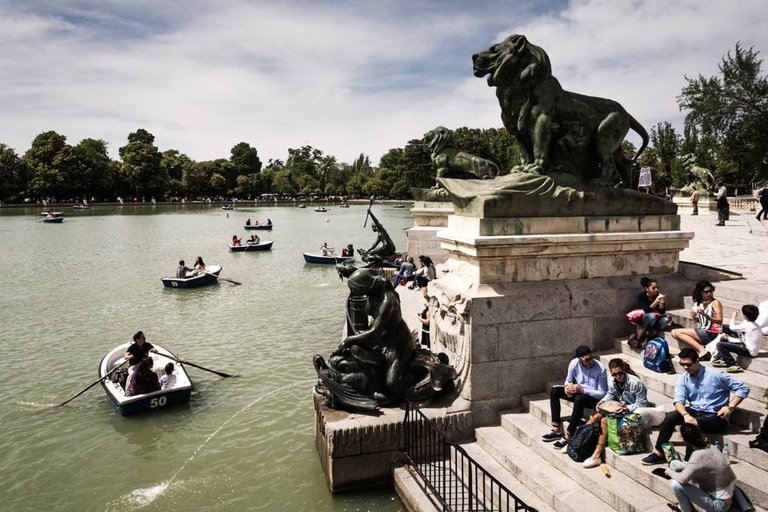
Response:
[648,122,681,189]
[23,131,79,199]
[118,129,166,198]
[678,43,768,185]
[73,138,116,199]
[0,144,29,202]
[230,142,262,174]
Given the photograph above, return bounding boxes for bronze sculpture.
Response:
[425,126,500,181]
[313,266,456,412]
[472,34,648,186]
[357,201,397,268]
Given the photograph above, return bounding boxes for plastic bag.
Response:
[607,413,645,455]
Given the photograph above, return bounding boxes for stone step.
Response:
[609,341,768,409]
[458,442,557,512]
[393,466,441,512]
[501,411,768,510]
[491,413,671,512]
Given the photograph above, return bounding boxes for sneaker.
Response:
[560,443,569,453]
[698,352,712,362]
[553,439,569,449]
[542,430,562,442]
[726,365,744,373]
[582,457,600,468]
[641,452,665,465]
[711,359,728,368]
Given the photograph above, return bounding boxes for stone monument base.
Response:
[314,394,472,492]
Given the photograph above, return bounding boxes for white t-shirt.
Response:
[728,319,763,357]
[756,300,768,335]
[159,373,177,390]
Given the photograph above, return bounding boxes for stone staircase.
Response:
[397,279,768,512]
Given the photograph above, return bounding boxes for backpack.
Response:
[567,423,602,462]
[643,338,673,373]
[606,413,646,455]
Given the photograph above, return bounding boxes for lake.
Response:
[0,203,412,512]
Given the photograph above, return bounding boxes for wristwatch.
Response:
[727,405,735,412]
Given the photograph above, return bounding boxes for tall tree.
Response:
[118,129,166,198]
[678,43,768,184]
[23,131,78,199]
[649,122,681,189]
[230,142,262,174]
[73,138,115,199]
[0,144,29,202]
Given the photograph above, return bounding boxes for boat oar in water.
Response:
[59,359,128,407]
[204,270,241,285]
[159,353,234,378]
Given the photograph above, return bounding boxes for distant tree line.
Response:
[1,43,764,203]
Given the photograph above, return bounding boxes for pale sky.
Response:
[1,0,766,166]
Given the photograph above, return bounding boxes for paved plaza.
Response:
[679,204,767,284]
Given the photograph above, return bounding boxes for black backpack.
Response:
[567,423,602,462]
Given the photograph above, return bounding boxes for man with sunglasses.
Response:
[641,348,749,465]
[542,345,608,447]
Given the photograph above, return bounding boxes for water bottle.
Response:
[722,439,730,463]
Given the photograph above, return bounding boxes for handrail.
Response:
[402,402,538,512]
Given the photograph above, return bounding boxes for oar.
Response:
[202,269,241,285]
[158,352,234,378]
[59,359,128,407]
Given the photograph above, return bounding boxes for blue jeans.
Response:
[669,480,730,512]
[716,340,751,366]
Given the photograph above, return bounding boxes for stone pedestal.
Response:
[406,201,454,264]
[314,394,472,492]
[427,212,694,427]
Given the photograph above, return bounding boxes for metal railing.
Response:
[402,402,538,512]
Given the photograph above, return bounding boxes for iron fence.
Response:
[402,402,538,512]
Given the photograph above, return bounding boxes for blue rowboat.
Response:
[229,240,273,252]
[303,252,355,264]
[42,216,64,223]
[161,264,222,288]
[99,343,194,416]
[243,224,273,230]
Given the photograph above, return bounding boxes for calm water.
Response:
[0,204,411,512]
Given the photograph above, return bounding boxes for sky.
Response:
[1,0,766,166]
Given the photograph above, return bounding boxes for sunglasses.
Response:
[703,288,715,293]
[679,362,695,368]
[610,371,624,378]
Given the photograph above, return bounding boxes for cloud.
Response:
[0,0,765,164]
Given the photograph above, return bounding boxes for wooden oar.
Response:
[59,359,128,407]
[158,352,234,378]
[202,269,241,285]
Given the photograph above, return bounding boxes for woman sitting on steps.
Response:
[579,358,648,469]
[671,280,722,361]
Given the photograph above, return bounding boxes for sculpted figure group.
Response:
[313,265,456,412]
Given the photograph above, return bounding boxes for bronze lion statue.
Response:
[472,34,648,186]
[425,126,500,181]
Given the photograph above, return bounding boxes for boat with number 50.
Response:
[99,343,194,416]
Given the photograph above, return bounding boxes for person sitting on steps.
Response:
[641,348,749,466]
[580,358,648,468]
[629,276,670,349]
[542,345,608,449]
[671,280,722,361]
[713,304,763,373]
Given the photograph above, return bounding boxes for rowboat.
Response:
[229,240,273,252]
[99,343,194,416]
[221,205,234,210]
[161,264,222,288]
[72,204,91,210]
[303,252,355,264]
[392,204,407,208]
[338,203,350,208]
[42,216,64,223]
[244,224,273,230]
[298,204,306,208]
[314,207,328,212]
[41,211,64,217]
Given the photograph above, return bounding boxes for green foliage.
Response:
[678,43,768,185]
[23,131,80,198]
[230,142,262,174]
[0,144,29,201]
[118,129,166,198]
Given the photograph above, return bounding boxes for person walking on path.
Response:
[714,182,728,226]
[756,184,768,221]
[690,187,699,216]
[641,348,749,466]
[542,345,608,448]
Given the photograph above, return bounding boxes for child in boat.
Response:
[160,363,176,390]
[232,235,242,246]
